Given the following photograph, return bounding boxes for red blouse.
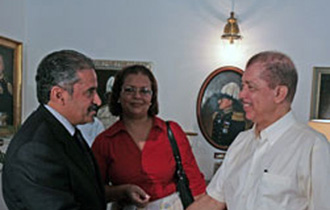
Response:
[92,117,206,201]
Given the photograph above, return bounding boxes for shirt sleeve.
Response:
[169,121,206,196]
[310,135,330,210]
[94,118,105,135]
[206,151,228,203]
[206,130,244,204]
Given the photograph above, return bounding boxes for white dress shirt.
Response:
[207,111,330,210]
[77,117,104,147]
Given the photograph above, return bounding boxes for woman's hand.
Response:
[124,184,150,207]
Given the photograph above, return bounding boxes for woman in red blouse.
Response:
[92,65,206,209]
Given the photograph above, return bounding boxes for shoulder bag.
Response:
[166,121,194,209]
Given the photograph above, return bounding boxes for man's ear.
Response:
[274,85,288,104]
[50,86,65,105]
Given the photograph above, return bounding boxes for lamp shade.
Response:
[221,12,242,44]
[308,120,330,141]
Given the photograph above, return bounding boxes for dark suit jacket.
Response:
[2,105,106,210]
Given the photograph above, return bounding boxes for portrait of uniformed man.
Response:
[211,82,247,148]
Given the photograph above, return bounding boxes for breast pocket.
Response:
[258,173,295,209]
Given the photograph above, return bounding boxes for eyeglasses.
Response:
[122,86,153,96]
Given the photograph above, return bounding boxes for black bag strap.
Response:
[166,121,186,179]
[166,121,194,209]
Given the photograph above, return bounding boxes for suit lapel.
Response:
[65,136,105,198]
[39,105,105,198]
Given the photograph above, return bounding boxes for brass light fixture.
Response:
[221,11,242,44]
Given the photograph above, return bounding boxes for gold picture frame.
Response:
[310,67,330,120]
[196,66,251,150]
[0,36,22,137]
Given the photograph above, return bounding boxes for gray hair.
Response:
[36,49,95,104]
[246,51,298,103]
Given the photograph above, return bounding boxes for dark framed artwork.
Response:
[196,66,250,150]
[0,36,22,137]
[93,59,152,107]
[310,67,330,120]
[93,59,152,128]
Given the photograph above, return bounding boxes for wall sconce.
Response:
[308,119,330,141]
[221,11,242,44]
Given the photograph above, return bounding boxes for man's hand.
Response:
[187,194,226,210]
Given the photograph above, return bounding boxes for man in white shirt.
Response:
[77,116,105,147]
[188,51,330,210]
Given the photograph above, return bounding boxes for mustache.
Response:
[87,104,99,113]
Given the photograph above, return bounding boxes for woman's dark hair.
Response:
[109,65,159,117]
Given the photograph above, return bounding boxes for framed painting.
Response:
[0,36,22,137]
[93,59,152,128]
[196,66,250,150]
[310,67,330,120]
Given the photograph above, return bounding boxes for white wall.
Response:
[19,0,330,181]
[0,0,25,41]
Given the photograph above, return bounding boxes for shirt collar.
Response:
[258,111,296,146]
[105,116,163,137]
[44,104,76,136]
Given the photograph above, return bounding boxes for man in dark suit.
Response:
[2,50,106,210]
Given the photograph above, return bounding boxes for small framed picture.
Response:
[0,36,22,137]
[310,67,330,120]
[196,66,250,150]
